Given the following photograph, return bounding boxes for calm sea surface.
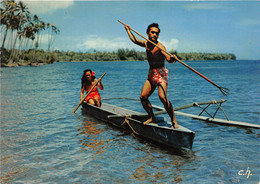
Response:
[1,60,259,183]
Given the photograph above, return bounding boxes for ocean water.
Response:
[1,60,259,183]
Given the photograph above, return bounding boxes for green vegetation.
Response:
[1,48,236,67]
[54,49,146,62]
[1,48,56,66]
[175,52,236,61]
[1,0,59,66]
[53,49,236,62]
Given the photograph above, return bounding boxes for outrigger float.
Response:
[81,98,259,150]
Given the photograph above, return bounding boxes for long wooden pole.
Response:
[118,20,229,96]
[73,72,106,113]
[107,99,227,118]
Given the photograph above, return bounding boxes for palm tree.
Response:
[31,15,46,63]
[0,0,17,50]
[8,1,31,63]
[12,1,30,62]
[47,23,60,52]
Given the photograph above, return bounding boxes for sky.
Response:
[21,0,260,60]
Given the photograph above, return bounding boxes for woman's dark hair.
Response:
[146,23,160,34]
[81,69,95,88]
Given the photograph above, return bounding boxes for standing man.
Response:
[124,23,179,129]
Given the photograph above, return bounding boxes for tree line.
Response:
[54,49,147,62]
[175,51,236,61]
[1,0,59,66]
[54,49,236,62]
[2,48,236,67]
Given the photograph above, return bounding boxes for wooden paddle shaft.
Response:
[72,72,106,113]
[118,20,222,89]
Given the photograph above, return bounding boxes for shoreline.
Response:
[2,60,260,68]
[1,62,48,67]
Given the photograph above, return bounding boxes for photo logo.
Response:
[238,167,252,179]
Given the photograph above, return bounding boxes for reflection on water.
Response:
[0,164,29,184]
[0,148,30,183]
[78,120,106,154]
[129,141,196,183]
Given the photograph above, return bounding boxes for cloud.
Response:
[77,35,138,51]
[77,35,180,52]
[183,3,222,11]
[161,39,179,51]
[23,0,74,14]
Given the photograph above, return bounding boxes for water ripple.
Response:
[1,61,259,183]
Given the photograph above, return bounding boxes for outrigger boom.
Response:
[103,98,260,129]
[152,99,260,129]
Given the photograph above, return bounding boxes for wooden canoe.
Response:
[82,102,195,150]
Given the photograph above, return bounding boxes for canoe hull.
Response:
[82,102,195,150]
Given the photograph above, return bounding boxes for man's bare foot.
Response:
[171,122,179,129]
[143,117,156,125]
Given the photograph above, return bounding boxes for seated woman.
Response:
[80,69,103,107]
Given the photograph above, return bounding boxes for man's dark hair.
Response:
[146,23,160,34]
